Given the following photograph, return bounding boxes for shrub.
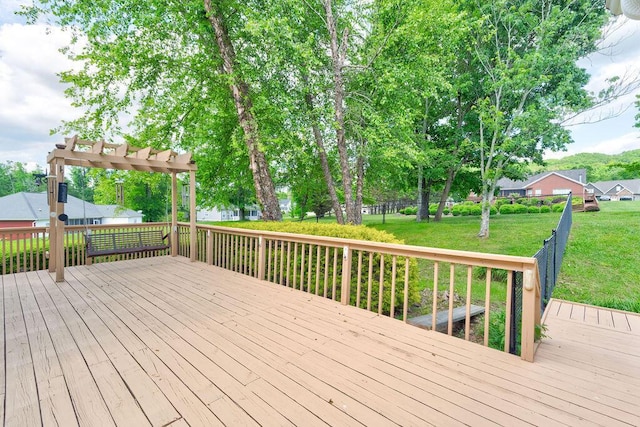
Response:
[451,205,462,216]
[429,204,438,215]
[539,205,551,213]
[512,203,528,214]
[490,206,498,215]
[460,206,470,216]
[499,204,515,214]
[222,221,421,315]
[443,207,450,215]
[529,197,540,206]
[470,205,482,216]
[552,202,566,212]
[516,197,529,206]
[463,201,475,206]
[494,199,508,208]
[527,206,540,214]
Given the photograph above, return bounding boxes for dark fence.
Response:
[509,192,573,355]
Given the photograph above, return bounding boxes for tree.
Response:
[23,1,283,220]
[459,0,607,237]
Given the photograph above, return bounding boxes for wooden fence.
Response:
[1,221,542,361]
[0,223,170,275]
[177,223,542,361]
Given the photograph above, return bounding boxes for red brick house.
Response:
[496,169,587,198]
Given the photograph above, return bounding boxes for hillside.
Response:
[538,149,640,182]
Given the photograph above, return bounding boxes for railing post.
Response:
[340,245,352,305]
[521,266,539,362]
[206,230,214,265]
[257,235,266,280]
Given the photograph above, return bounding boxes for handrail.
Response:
[179,222,542,362]
[2,221,542,361]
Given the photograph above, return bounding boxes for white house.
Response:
[0,192,143,228]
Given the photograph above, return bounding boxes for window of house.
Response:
[535,189,542,196]
[552,189,571,195]
[527,189,533,196]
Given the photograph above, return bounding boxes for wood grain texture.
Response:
[1,260,639,426]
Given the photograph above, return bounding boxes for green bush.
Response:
[527,206,540,214]
[470,205,482,216]
[494,199,508,208]
[552,202,566,212]
[572,197,583,206]
[451,205,462,216]
[540,205,551,213]
[490,206,498,215]
[529,197,540,206]
[443,207,450,215]
[516,197,529,206]
[499,204,515,214]
[460,206,470,216]
[462,201,475,206]
[512,203,528,214]
[223,222,421,316]
[429,204,438,215]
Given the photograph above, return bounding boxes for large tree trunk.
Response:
[434,166,456,221]
[355,147,365,225]
[205,1,282,220]
[417,175,430,221]
[478,185,492,238]
[323,0,358,224]
[304,90,345,224]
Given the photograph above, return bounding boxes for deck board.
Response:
[2,257,640,426]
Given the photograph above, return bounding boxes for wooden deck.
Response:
[2,257,639,426]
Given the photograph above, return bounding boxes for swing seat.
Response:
[86,230,170,257]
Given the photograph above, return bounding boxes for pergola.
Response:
[46,135,198,282]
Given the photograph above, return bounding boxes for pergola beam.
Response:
[47,136,197,282]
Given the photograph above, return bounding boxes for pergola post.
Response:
[189,170,197,262]
[54,159,66,282]
[171,172,178,257]
[47,161,57,274]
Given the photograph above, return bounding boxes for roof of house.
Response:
[497,169,587,190]
[0,192,141,221]
[588,179,640,195]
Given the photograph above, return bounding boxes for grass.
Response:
[552,201,640,310]
[213,203,640,313]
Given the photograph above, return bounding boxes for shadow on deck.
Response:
[2,257,639,426]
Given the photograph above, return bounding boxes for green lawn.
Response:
[552,201,640,311]
[296,204,640,312]
[213,203,640,313]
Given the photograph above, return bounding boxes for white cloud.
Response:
[0,22,81,167]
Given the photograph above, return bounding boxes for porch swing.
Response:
[47,135,197,282]
[84,174,171,257]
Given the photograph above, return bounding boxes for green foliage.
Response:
[0,161,44,196]
[540,205,551,213]
[499,204,514,215]
[224,221,420,315]
[469,205,482,216]
[543,150,640,181]
[527,206,540,214]
[552,203,566,213]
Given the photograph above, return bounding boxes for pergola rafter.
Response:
[47,135,198,282]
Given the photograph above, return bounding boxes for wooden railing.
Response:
[1,223,170,275]
[2,221,542,361]
[178,223,542,362]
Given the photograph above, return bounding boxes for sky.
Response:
[1,2,640,171]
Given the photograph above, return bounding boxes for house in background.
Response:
[0,192,143,229]
[496,169,587,198]
[197,198,292,222]
[197,205,262,222]
[586,179,640,201]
